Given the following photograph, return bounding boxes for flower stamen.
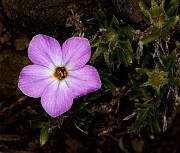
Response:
[54,67,68,80]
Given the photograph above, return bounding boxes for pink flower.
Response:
[18,34,101,117]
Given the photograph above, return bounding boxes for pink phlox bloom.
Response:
[18,34,101,117]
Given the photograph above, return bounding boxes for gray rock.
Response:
[1,0,113,38]
[111,0,148,23]
[0,49,31,100]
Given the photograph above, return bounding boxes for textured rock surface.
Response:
[1,0,113,38]
[1,0,151,39]
[0,49,31,100]
[111,0,148,23]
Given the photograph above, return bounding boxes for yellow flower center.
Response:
[54,67,68,80]
[149,72,166,86]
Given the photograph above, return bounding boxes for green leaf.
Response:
[104,51,111,67]
[118,50,128,67]
[165,49,176,70]
[129,92,143,101]
[143,16,151,25]
[101,77,118,93]
[138,29,159,45]
[132,107,150,132]
[139,1,151,21]
[108,37,119,52]
[90,43,108,63]
[147,114,154,133]
[166,0,179,16]
[142,53,152,67]
[100,72,112,78]
[89,33,100,47]
[169,77,180,86]
[29,120,47,129]
[40,126,49,147]
[110,15,121,29]
[94,9,109,29]
[160,15,179,34]
[169,0,179,6]
[124,51,132,65]
[117,45,132,67]
[135,68,148,74]
[100,31,116,43]
[150,0,165,21]
[138,15,179,45]
[70,102,90,113]
[118,26,134,38]
[135,103,153,109]
[160,0,166,8]
[87,92,102,101]
[152,109,161,132]
[119,39,132,52]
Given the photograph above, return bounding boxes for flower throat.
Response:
[54,67,68,80]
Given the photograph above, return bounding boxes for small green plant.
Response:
[138,0,179,45]
[129,49,180,132]
[127,0,180,133]
[90,9,134,67]
[136,64,169,94]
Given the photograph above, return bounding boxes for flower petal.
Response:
[41,80,74,117]
[28,34,63,69]
[62,37,91,70]
[66,65,101,97]
[18,65,54,98]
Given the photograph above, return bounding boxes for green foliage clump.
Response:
[138,0,179,45]
[90,9,134,67]
[130,49,180,132]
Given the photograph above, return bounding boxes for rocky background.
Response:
[0,0,180,153]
